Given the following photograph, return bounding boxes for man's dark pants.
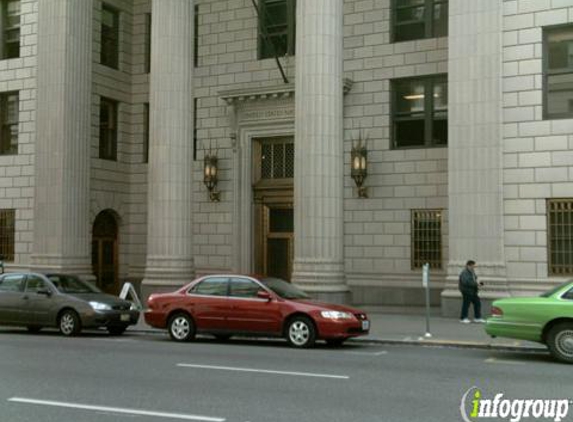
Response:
[460,293,481,319]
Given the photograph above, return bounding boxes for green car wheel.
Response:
[547,323,573,364]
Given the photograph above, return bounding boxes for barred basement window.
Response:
[1,0,20,59]
[0,209,15,262]
[548,199,573,275]
[260,138,294,179]
[0,91,18,155]
[411,209,442,269]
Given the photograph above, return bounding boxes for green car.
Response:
[485,281,573,363]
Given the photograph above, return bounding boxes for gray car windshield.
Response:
[47,275,101,294]
[261,277,309,299]
[540,281,571,298]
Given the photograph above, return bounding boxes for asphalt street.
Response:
[0,329,571,422]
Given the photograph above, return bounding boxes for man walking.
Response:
[458,260,485,323]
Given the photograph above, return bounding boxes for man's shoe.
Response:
[460,318,471,324]
[473,318,486,323]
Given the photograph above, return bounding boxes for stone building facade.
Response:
[0,0,572,314]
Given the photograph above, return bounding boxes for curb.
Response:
[127,326,547,353]
[347,337,548,353]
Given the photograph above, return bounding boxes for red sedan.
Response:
[145,275,370,348]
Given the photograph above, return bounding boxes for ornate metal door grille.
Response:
[548,199,573,275]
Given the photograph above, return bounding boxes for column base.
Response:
[141,256,195,303]
[29,254,94,281]
[291,258,349,304]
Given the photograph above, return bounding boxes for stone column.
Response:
[292,0,348,303]
[142,0,195,297]
[31,1,92,276]
[441,0,509,316]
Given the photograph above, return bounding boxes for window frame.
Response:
[101,3,120,69]
[0,209,15,262]
[547,199,573,276]
[144,13,151,74]
[392,0,448,43]
[411,209,443,270]
[258,0,296,60]
[189,277,229,297]
[143,102,149,163]
[0,91,18,155]
[391,74,447,149]
[1,0,20,60]
[543,24,573,120]
[99,97,118,161]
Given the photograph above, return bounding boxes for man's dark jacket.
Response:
[458,268,478,295]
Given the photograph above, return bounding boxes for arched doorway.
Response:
[92,210,119,294]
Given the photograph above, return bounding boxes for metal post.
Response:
[423,263,432,338]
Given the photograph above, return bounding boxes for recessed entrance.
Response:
[91,210,119,294]
[253,136,294,281]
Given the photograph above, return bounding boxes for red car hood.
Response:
[288,299,364,314]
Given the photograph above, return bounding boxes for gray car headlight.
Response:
[89,301,112,311]
[321,311,353,320]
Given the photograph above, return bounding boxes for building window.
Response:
[0,91,18,155]
[1,0,19,59]
[101,4,119,69]
[411,209,442,269]
[392,75,447,148]
[548,199,573,276]
[144,13,151,73]
[260,138,294,179]
[258,0,296,59]
[0,209,15,262]
[143,103,149,163]
[393,0,447,43]
[99,98,118,161]
[194,5,199,67]
[544,25,573,119]
[193,98,197,161]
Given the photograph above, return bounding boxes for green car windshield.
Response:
[47,274,102,294]
[540,281,572,298]
[261,277,309,299]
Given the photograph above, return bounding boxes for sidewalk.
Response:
[128,308,547,353]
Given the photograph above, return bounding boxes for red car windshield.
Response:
[260,278,309,300]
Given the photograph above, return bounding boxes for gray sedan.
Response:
[0,272,139,336]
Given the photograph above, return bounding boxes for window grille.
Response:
[260,140,294,179]
[548,199,573,275]
[411,209,442,269]
[258,0,296,59]
[0,209,15,262]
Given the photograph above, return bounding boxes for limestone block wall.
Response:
[342,0,449,304]
[90,0,134,282]
[0,0,37,269]
[502,0,573,293]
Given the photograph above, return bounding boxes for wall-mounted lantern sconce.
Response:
[203,153,220,202]
[351,140,368,198]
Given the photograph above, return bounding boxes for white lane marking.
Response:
[8,397,225,422]
[177,363,349,380]
[485,358,525,365]
[344,351,388,356]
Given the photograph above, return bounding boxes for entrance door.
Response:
[92,210,119,294]
[252,137,294,281]
[264,206,293,281]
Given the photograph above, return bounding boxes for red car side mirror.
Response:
[257,290,272,301]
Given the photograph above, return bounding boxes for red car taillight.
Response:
[491,306,503,317]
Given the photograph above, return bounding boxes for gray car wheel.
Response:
[59,310,81,337]
[286,316,316,348]
[168,313,196,342]
[548,322,573,364]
